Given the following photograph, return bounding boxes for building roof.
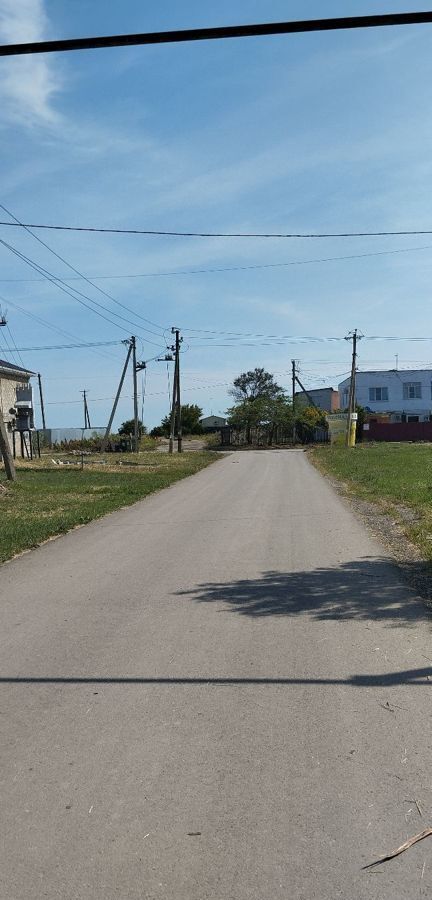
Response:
[0,358,35,377]
[295,386,337,394]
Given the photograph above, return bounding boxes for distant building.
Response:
[200,415,227,432]
[295,387,339,413]
[338,369,432,422]
[0,359,35,457]
[41,428,106,445]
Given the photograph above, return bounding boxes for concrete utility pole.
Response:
[0,415,16,481]
[169,337,178,455]
[168,328,183,454]
[291,359,297,445]
[101,340,133,452]
[82,390,91,429]
[37,373,46,430]
[131,336,139,453]
[345,329,363,447]
[174,328,182,453]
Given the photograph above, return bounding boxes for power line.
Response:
[0,296,118,362]
[5,323,26,368]
[2,220,432,239]
[0,238,166,349]
[0,204,165,336]
[0,11,431,57]
[0,340,122,352]
[1,242,431,282]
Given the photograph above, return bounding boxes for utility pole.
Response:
[0,415,16,481]
[174,328,182,453]
[168,328,183,453]
[37,373,46,430]
[131,336,139,453]
[101,340,133,452]
[345,329,363,447]
[292,359,296,445]
[168,335,178,455]
[82,390,91,429]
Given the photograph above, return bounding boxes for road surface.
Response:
[1,450,432,899]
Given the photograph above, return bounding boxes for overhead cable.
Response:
[0,238,166,349]
[0,203,165,335]
[2,220,432,239]
[0,11,431,57]
[1,243,431,282]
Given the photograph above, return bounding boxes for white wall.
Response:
[338,370,432,418]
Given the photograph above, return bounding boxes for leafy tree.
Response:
[118,419,146,436]
[158,404,203,437]
[228,368,287,443]
[229,367,285,403]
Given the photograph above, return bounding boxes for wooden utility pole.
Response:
[291,359,296,445]
[101,340,133,452]
[0,415,16,481]
[37,373,46,430]
[131,336,139,453]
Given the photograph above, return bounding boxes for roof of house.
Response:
[0,358,35,377]
[295,387,337,394]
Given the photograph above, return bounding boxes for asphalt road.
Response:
[1,450,432,899]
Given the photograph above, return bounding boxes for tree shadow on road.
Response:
[177,557,432,627]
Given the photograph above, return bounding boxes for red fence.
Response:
[366,421,432,442]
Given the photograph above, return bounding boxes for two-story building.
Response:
[338,369,432,421]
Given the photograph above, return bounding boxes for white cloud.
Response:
[0,0,61,127]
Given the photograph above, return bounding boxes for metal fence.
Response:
[220,425,329,446]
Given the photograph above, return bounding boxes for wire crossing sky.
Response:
[1,0,432,428]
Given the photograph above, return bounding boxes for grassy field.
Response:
[0,451,219,565]
[311,443,432,558]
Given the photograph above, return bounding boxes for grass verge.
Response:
[310,443,432,560]
[0,451,220,565]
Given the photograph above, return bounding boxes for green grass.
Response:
[0,451,219,565]
[311,443,432,558]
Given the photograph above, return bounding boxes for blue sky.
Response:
[1,0,432,429]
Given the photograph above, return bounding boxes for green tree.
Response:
[228,368,287,443]
[229,367,285,403]
[118,419,146,437]
[158,403,203,437]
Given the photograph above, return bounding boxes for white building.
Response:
[338,369,432,422]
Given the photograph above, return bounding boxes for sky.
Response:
[1,0,432,429]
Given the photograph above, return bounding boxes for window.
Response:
[369,386,389,402]
[403,382,422,399]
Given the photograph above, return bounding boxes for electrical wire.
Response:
[1,242,430,282]
[1,11,432,58]
[0,203,165,335]
[0,238,166,349]
[0,324,19,366]
[0,295,117,362]
[0,340,122,352]
[5,323,26,368]
[3,220,432,239]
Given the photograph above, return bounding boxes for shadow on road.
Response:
[176,557,432,626]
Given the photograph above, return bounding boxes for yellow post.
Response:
[348,412,357,448]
